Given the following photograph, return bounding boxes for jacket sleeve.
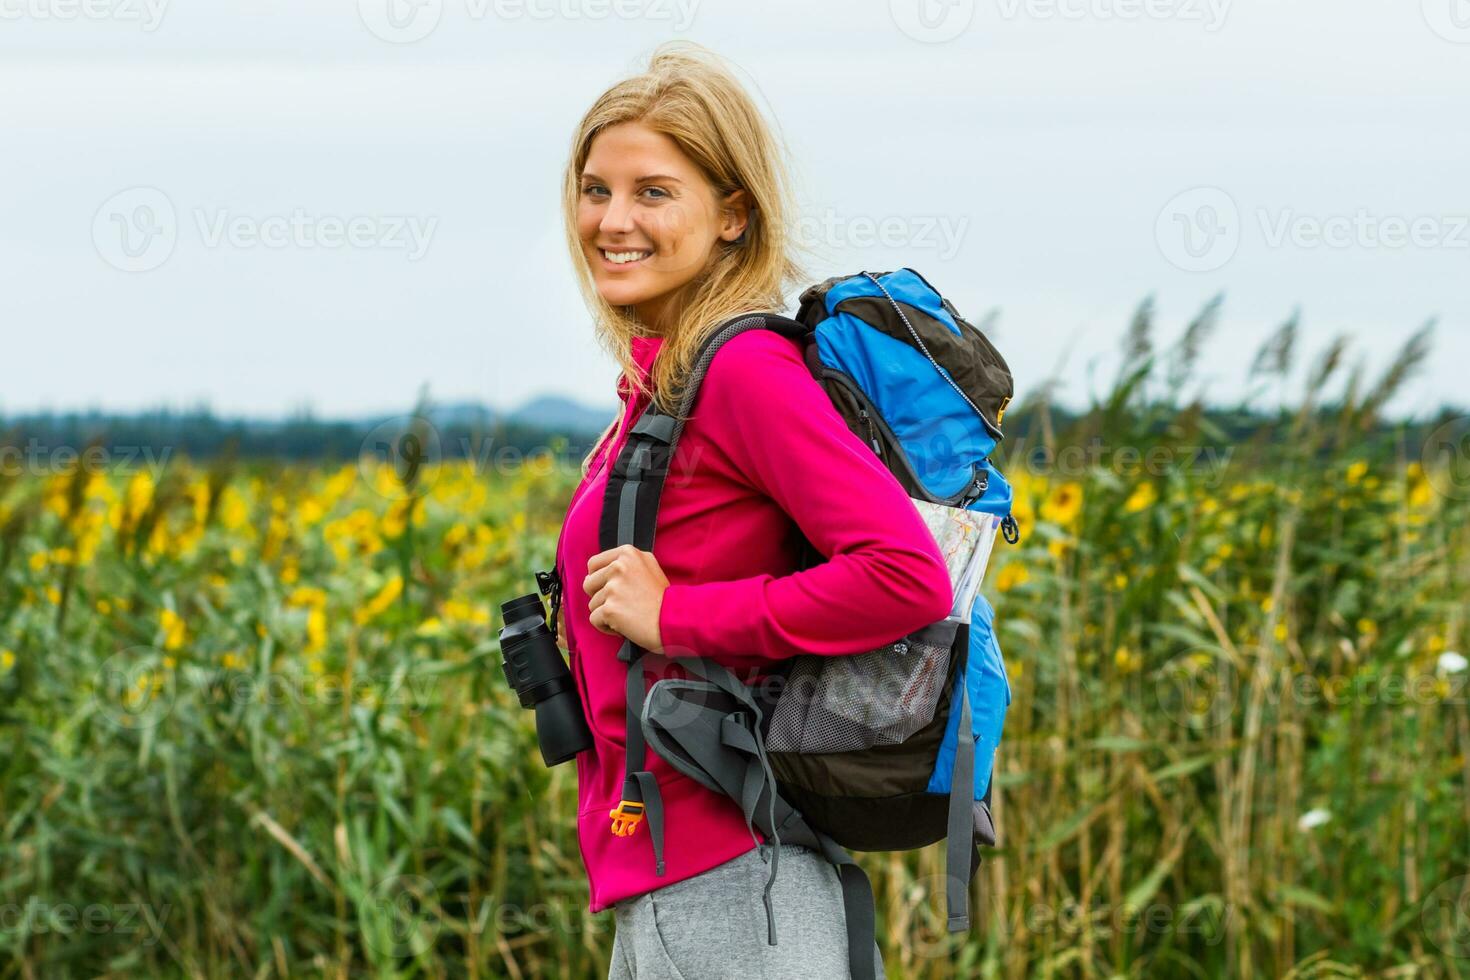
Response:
[656,331,953,661]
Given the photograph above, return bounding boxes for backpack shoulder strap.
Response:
[596,312,804,877]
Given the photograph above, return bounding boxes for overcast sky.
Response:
[2,0,1467,421]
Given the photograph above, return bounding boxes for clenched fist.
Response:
[583,544,669,655]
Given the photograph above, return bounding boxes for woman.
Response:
[554,42,954,979]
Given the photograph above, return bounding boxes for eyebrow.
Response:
[580,172,684,185]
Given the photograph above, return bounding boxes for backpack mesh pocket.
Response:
[766,619,959,754]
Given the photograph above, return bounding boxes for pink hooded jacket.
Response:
[557,327,953,913]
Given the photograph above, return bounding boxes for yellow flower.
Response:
[220,652,244,670]
[0,649,15,672]
[1040,482,1084,528]
[355,574,404,625]
[1274,622,1289,643]
[27,551,47,573]
[1113,646,1142,674]
[1357,618,1378,636]
[1345,460,1368,485]
[994,563,1030,593]
[416,617,445,637]
[1112,572,1127,591]
[306,608,327,652]
[1124,482,1158,514]
[44,586,61,605]
[442,598,491,627]
[287,586,328,609]
[160,608,187,651]
[96,599,112,615]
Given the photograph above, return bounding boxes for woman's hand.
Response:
[584,544,669,654]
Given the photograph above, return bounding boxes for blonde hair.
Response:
[562,41,807,477]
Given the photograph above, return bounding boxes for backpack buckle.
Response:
[609,800,646,837]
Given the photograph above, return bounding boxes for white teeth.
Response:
[604,250,651,264]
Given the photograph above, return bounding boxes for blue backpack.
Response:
[596,269,1017,980]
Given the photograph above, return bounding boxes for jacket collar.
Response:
[616,334,664,404]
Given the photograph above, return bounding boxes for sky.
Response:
[2,0,1467,422]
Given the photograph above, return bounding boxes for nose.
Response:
[599,192,637,236]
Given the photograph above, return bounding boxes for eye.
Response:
[581,183,608,198]
[641,187,670,200]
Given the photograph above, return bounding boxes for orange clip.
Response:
[609,800,646,837]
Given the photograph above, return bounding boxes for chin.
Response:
[594,282,651,309]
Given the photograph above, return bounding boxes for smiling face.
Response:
[576,121,748,331]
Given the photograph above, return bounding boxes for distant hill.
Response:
[503,396,615,436]
[0,393,620,464]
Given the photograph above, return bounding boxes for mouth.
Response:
[597,247,654,270]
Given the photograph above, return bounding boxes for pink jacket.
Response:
[557,328,953,913]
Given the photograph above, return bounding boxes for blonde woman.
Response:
[555,43,952,979]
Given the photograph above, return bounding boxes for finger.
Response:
[583,549,635,597]
[586,545,633,574]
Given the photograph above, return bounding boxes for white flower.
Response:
[1297,808,1331,832]
[1437,652,1468,675]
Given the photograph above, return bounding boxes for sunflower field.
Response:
[3,312,1469,978]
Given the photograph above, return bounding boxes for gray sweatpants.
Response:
[606,843,886,980]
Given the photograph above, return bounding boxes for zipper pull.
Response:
[858,408,882,456]
[1001,515,1020,544]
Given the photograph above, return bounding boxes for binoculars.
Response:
[499,570,592,767]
